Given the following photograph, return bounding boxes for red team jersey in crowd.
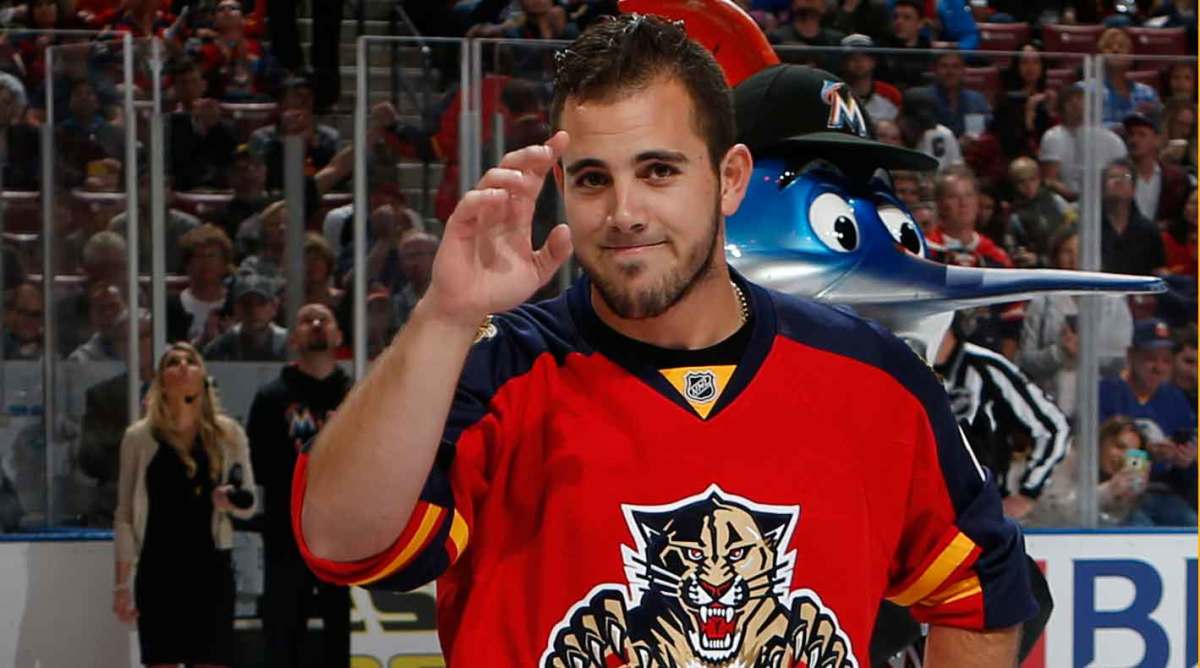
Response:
[292,272,1036,667]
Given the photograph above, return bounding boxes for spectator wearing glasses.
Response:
[1100,158,1167,277]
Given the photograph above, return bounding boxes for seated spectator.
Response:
[105,0,185,44]
[213,144,271,249]
[1162,187,1197,276]
[66,282,132,363]
[55,230,128,356]
[57,78,123,189]
[1007,156,1075,268]
[825,0,889,44]
[876,0,931,89]
[838,34,900,122]
[167,58,238,191]
[3,281,42,360]
[322,180,410,263]
[992,44,1056,161]
[1124,112,1190,228]
[247,74,339,191]
[203,272,287,361]
[1097,27,1161,128]
[1019,225,1133,415]
[926,167,1011,268]
[910,52,991,138]
[1162,62,1196,105]
[107,168,201,274]
[468,0,579,41]
[768,0,845,70]
[1172,324,1197,406]
[911,199,937,234]
[392,231,437,326]
[1101,158,1167,276]
[925,0,979,49]
[873,117,902,147]
[1100,318,1196,443]
[896,90,962,170]
[890,170,922,210]
[76,310,153,527]
[168,224,234,348]
[1161,96,1196,172]
[0,72,40,190]
[9,0,86,92]
[1023,416,1151,527]
[303,232,343,313]
[1131,418,1197,526]
[1039,84,1128,202]
[730,0,778,32]
[238,200,285,277]
[197,0,275,102]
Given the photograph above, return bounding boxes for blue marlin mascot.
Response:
[618,1,1165,665]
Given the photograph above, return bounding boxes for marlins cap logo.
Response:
[820,80,868,138]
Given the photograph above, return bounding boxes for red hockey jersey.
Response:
[292,273,1036,667]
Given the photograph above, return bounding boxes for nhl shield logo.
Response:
[683,370,717,404]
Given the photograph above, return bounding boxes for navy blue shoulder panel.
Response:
[762,287,980,509]
[442,290,583,458]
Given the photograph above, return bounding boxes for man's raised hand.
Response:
[424,131,573,329]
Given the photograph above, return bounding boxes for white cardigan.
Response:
[113,415,257,565]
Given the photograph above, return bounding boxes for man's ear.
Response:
[719,143,754,217]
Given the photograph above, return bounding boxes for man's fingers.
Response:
[496,130,570,179]
[477,167,543,201]
[532,224,573,284]
[446,188,508,238]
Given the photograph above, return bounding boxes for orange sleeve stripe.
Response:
[444,510,470,564]
[350,502,447,586]
[887,531,979,607]
[919,574,982,607]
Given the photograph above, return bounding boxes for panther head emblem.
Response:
[543,485,857,668]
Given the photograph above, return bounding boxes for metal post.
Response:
[39,46,55,528]
[124,34,140,430]
[149,38,167,365]
[283,134,305,334]
[1076,55,1102,529]
[470,40,483,185]
[353,36,369,379]
[458,40,475,200]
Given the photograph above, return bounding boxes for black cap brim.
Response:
[757,132,939,173]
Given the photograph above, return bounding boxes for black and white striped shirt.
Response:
[936,342,1072,499]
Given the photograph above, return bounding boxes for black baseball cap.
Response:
[734,64,938,174]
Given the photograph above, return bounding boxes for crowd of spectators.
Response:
[0,0,1191,538]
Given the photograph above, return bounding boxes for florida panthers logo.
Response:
[820,80,867,138]
[541,485,856,668]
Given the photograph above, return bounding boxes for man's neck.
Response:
[793,20,819,39]
[942,226,975,245]
[235,187,265,203]
[296,354,337,381]
[189,281,224,302]
[241,324,272,347]
[849,77,872,98]
[1108,203,1131,232]
[591,263,744,350]
[1125,373,1159,402]
[1134,155,1158,178]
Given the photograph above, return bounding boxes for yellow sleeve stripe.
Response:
[446,510,469,563]
[887,531,977,607]
[351,503,446,586]
[919,574,983,607]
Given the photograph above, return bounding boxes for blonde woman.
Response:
[112,342,256,667]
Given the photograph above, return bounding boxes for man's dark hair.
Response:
[893,0,924,16]
[550,14,735,172]
[1174,323,1196,353]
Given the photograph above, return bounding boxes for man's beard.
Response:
[580,199,722,320]
[306,334,329,352]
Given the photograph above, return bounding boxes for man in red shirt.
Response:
[296,15,1035,667]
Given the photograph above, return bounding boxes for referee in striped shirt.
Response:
[934,310,1072,521]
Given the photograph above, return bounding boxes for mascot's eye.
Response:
[685,547,705,562]
[878,205,923,256]
[727,547,747,562]
[808,192,859,252]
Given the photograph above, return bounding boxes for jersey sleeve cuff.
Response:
[290,451,469,586]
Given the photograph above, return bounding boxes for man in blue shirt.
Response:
[911,52,991,137]
[1100,318,1196,440]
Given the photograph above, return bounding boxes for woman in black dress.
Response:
[113,342,257,667]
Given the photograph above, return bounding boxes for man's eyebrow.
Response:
[564,157,606,176]
[635,149,688,164]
